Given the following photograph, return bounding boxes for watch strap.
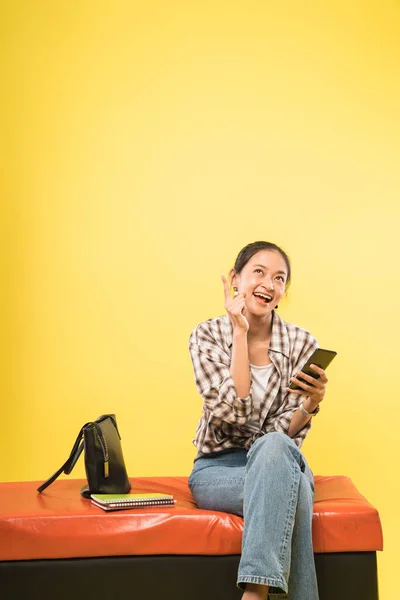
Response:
[299,401,320,417]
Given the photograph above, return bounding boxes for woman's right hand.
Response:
[220,274,249,334]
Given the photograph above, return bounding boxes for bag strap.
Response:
[37,425,86,493]
[36,414,117,494]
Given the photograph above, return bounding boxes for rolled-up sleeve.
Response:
[273,334,319,447]
[273,399,312,447]
[189,323,254,425]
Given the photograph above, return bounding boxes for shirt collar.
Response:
[224,310,290,359]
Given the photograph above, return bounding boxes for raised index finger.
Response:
[220,274,232,301]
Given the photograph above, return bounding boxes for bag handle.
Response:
[37,426,85,493]
[36,414,119,494]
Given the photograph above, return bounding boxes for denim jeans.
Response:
[188,432,319,599]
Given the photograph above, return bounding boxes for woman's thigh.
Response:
[188,450,247,516]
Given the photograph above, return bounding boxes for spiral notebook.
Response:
[91,493,176,511]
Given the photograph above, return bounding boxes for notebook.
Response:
[91,493,176,511]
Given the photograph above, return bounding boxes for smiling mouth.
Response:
[253,293,273,305]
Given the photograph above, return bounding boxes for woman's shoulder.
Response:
[188,314,230,345]
[283,318,316,342]
[273,312,318,353]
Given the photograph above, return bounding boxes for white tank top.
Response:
[246,362,274,433]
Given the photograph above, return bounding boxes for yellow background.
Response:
[2,1,399,597]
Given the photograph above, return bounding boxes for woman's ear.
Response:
[229,268,236,290]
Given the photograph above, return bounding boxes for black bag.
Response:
[37,414,131,498]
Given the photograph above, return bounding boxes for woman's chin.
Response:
[247,304,273,315]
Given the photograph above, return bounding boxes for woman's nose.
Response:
[264,279,274,291]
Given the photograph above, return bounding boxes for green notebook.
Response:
[91,493,176,511]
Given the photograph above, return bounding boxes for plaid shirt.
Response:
[188,311,319,453]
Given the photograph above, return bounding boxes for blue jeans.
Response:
[188,432,319,599]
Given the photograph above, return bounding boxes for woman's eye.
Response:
[255,269,263,274]
[276,276,285,282]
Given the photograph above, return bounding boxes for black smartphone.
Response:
[289,348,337,390]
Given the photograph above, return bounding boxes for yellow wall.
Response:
[2,1,399,597]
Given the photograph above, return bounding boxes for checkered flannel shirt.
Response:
[188,311,319,453]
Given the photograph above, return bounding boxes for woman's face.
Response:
[230,250,289,314]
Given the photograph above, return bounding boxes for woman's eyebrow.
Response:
[253,264,287,275]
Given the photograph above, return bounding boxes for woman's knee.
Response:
[247,432,304,471]
[250,431,297,456]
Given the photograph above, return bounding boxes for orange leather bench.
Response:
[0,476,383,600]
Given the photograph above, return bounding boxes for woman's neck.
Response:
[246,312,274,342]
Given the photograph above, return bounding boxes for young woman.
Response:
[188,241,328,600]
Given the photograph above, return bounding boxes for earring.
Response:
[233,287,238,297]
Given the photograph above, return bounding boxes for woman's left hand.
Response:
[286,364,328,408]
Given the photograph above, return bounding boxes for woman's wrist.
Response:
[303,397,320,413]
[233,329,248,339]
